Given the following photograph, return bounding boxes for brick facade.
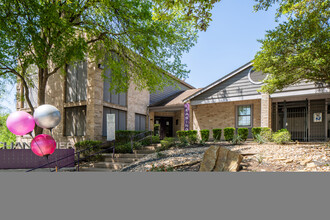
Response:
[17,60,150,146]
[191,99,261,139]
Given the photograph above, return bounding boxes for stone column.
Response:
[86,62,104,140]
[261,93,271,128]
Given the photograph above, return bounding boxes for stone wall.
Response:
[192,99,261,139]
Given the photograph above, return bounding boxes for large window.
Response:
[66,61,87,102]
[103,67,127,106]
[135,114,146,131]
[102,107,127,136]
[237,105,252,127]
[65,106,86,136]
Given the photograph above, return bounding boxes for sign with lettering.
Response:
[107,114,115,141]
[184,103,190,131]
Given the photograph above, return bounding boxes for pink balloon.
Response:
[6,111,35,136]
[31,134,56,157]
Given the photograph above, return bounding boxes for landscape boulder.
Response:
[199,145,243,172]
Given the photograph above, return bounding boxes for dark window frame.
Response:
[236,105,253,128]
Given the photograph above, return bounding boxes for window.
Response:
[66,61,87,102]
[102,107,127,136]
[237,105,252,127]
[135,114,146,131]
[103,67,127,106]
[65,106,86,136]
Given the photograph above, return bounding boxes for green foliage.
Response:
[0,114,16,147]
[178,136,189,148]
[133,142,143,150]
[75,140,103,162]
[0,0,219,117]
[115,130,146,143]
[253,0,330,93]
[237,128,249,141]
[147,164,174,172]
[212,128,222,141]
[115,143,132,154]
[224,127,235,142]
[200,129,210,142]
[260,127,272,142]
[272,129,291,144]
[176,130,198,144]
[141,136,152,146]
[252,127,262,139]
[151,135,160,144]
[154,124,160,136]
[231,135,244,145]
[158,137,176,151]
[254,134,266,144]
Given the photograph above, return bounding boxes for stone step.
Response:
[93,162,127,170]
[103,157,140,163]
[102,153,147,158]
[140,146,157,150]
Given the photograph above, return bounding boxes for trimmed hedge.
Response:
[212,128,222,141]
[176,130,198,144]
[252,127,262,139]
[260,127,272,142]
[237,128,249,141]
[200,129,210,142]
[224,127,235,141]
[115,130,149,143]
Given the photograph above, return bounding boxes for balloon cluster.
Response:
[6,104,61,158]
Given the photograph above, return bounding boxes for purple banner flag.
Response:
[184,103,190,131]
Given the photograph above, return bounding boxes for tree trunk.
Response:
[35,68,48,135]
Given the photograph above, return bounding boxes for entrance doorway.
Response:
[155,117,173,139]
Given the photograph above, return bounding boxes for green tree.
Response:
[0,113,16,146]
[253,0,330,93]
[0,0,219,134]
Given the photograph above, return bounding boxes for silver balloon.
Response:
[33,104,61,129]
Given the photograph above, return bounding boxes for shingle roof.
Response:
[149,89,202,108]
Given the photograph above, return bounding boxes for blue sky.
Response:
[1,0,279,113]
[182,0,279,88]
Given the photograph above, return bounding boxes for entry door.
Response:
[155,117,173,139]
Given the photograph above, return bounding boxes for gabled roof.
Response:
[183,62,253,102]
[149,88,201,109]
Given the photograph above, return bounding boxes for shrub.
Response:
[254,134,265,144]
[272,129,291,144]
[252,127,262,139]
[178,136,189,148]
[158,137,176,151]
[200,129,210,142]
[237,128,249,141]
[212,129,222,141]
[151,135,160,143]
[154,124,160,136]
[141,136,152,146]
[224,127,235,141]
[176,130,198,144]
[176,130,186,137]
[115,143,132,154]
[75,140,103,162]
[260,127,272,142]
[231,135,244,145]
[133,142,143,150]
[115,130,140,143]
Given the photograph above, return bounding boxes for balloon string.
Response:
[50,129,59,171]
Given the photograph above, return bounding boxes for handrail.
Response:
[130,130,153,152]
[26,140,115,172]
